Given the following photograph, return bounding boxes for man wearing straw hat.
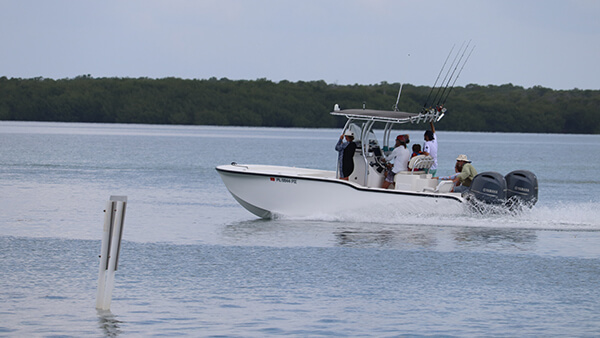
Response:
[451,154,477,193]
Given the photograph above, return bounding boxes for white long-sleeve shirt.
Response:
[387,146,410,173]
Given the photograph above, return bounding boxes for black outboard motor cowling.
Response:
[505,170,538,206]
[469,171,507,205]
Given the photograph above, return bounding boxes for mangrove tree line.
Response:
[0,76,598,133]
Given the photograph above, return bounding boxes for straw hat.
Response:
[456,154,471,162]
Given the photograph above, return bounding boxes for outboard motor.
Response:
[469,171,507,205]
[505,170,538,208]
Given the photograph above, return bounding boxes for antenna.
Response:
[394,83,403,111]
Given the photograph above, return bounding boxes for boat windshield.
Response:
[344,122,380,150]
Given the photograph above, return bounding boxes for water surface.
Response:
[1,121,599,336]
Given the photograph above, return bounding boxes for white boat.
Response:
[216,107,469,219]
[217,45,539,218]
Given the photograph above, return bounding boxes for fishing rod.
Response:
[441,45,476,106]
[429,41,467,109]
[423,44,455,109]
[436,40,471,107]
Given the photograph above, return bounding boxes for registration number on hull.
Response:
[270,177,297,184]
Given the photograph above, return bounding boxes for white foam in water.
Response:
[281,201,600,232]
[518,202,600,230]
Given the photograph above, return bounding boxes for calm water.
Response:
[1,121,599,336]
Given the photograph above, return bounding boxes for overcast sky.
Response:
[1,0,598,90]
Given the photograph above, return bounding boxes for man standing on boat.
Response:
[381,134,410,189]
[423,121,438,177]
[335,130,357,180]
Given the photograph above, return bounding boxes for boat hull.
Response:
[216,164,464,219]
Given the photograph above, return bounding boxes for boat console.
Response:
[348,142,386,188]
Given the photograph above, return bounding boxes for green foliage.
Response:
[0,76,598,133]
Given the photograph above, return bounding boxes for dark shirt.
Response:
[336,139,357,178]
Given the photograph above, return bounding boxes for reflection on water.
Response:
[452,228,537,252]
[97,310,123,337]
[222,219,540,254]
[336,230,397,247]
[335,228,439,249]
[334,226,537,253]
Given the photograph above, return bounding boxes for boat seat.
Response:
[397,170,424,175]
[423,180,455,193]
[408,155,434,173]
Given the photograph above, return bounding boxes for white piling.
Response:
[96,195,127,310]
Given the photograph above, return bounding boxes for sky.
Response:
[1,0,599,90]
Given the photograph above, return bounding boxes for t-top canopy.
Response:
[331,109,439,124]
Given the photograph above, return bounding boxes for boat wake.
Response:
[276,201,600,232]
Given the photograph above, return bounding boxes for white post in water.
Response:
[96,195,127,310]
